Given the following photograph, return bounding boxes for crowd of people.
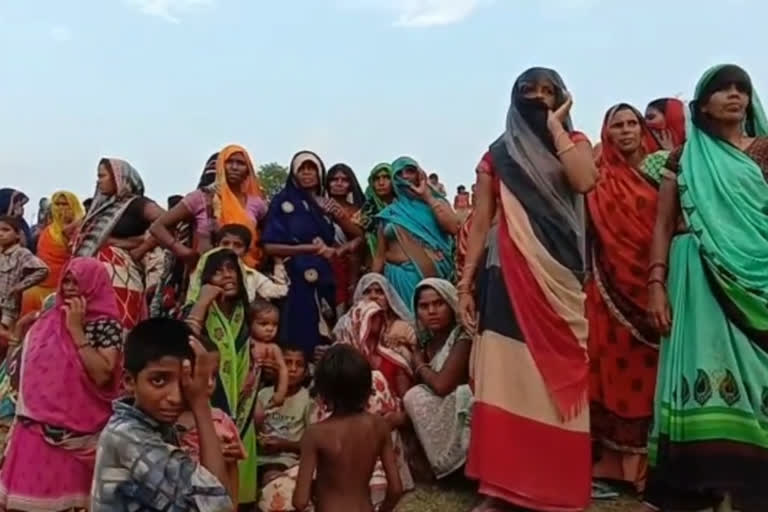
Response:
[0,62,764,512]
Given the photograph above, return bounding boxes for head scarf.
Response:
[36,198,52,227]
[333,299,385,361]
[679,64,768,344]
[498,67,586,270]
[73,158,144,257]
[206,144,264,268]
[352,273,412,322]
[376,156,455,274]
[587,103,661,346]
[360,163,394,255]
[412,278,460,346]
[647,97,687,147]
[0,188,32,247]
[197,152,219,189]
[48,191,85,246]
[19,257,121,432]
[326,163,365,208]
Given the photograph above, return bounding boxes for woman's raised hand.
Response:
[199,284,223,303]
[63,297,87,336]
[547,92,573,133]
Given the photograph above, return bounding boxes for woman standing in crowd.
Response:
[262,150,337,354]
[151,145,266,271]
[332,273,416,397]
[586,104,660,492]
[359,163,396,261]
[184,247,259,506]
[72,158,163,329]
[645,97,687,150]
[21,191,84,316]
[322,163,365,315]
[459,67,598,512]
[0,189,32,248]
[644,64,768,512]
[403,278,472,480]
[0,257,123,511]
[373,157,459,311]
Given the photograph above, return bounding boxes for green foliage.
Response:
[258,162,288,199]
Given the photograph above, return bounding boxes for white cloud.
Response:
[343,0,491,28]
[124,0,215,23]
[49,25,73,42]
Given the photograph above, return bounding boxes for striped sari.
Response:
[466,68,591,512]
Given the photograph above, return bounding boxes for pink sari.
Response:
[0,257,122,511]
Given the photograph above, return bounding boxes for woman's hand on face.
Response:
[199,284,223,303]
[656,129,676,150]
[409,170,432,201]
[547,92,573,134]
[648,283,672,336]
[63,297,87,335]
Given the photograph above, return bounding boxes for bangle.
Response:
[647,278,666,289]
[648,262,668,273]
[77,342,89,349]
[557,143,576,157]
[554,130,571,148]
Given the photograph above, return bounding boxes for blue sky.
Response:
[1,0,766,217]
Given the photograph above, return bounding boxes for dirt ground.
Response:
[395,483,639,512]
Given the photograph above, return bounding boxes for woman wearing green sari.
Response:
[644,64,768,512]
[358,163,396,258]
[184,247,259,505]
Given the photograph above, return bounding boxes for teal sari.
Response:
[647,65,768,511]
[376,157,455,312]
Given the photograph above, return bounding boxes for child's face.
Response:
[251,309,279,342]
[124,356,186,424]
[218,233,247,258]
[0,222,19,248]
[284,350,307,389]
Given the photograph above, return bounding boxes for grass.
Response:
[395,483,639,512]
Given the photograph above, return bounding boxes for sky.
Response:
[1,0,767,219]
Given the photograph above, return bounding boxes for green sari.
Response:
[359,163,394,256]
[647,65,768,511]
[186,248,259,504]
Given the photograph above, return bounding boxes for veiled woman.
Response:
[458,67,598,512]
[643,64,768,512]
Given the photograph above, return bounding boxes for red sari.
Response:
[586,104,660,490]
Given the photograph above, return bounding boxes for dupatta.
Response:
[360,163,394,256]
[488,67,589,419]
[73,159,144,257]
[0,188,32,248]
[587,104,660,346]
[38,191,84,288]
[17,257,121,433]
[204,145,264,268]
[185,248,255,435]
[680,64,768,345]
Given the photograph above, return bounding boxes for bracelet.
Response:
[557,143,576,157]
[77,342,89,349]
[554,130,571,147]
[647,278,666,289]
[647,262,668,273]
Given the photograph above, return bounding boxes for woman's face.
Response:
[644,106,665,129]
[224,151,249,187]
[363,283,388,311]
[416,287,454,332]
[400,166,420,186]
[53,195,74,223]
[295,161,319,190]
[519,78,557,110]
[373,171,392,198]
[607,108,643,156]
[97,164,117,196]
[60,271,80,299]
[208,259,239,298]
[700,83,750,124]
[328,171,351,198]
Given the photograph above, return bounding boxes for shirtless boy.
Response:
[292,344,403,512]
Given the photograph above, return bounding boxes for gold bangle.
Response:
[557,143,576,157]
